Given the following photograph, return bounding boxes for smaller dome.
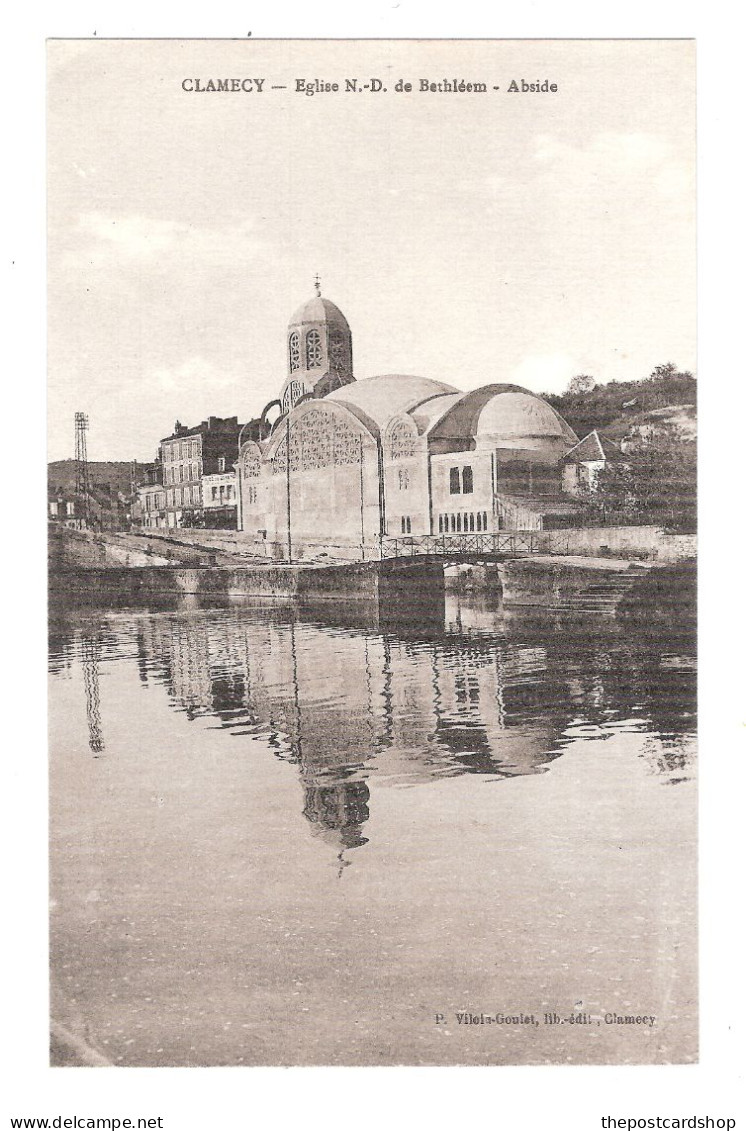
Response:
[429,384,577,444]
[289,296,350,330]
[477,391,576,440]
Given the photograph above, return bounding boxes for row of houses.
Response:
[132,415,270,530]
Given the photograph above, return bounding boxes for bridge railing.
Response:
[380,532,539,558]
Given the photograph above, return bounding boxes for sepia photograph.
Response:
[46,38,697,1070]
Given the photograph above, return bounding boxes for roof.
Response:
[410,393,465,434]
[326,374,459,429]
[564,429,622,463]
[289,295,350,329]
[428,385,578,444]
[160,417,244,443]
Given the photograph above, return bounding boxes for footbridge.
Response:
[380,531,539,561]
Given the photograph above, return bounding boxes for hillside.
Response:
[602,403,697,445]
[48,460,152,500]
[543,365,696,441]
[48,460,155,528]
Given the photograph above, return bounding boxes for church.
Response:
[237,286,582,559]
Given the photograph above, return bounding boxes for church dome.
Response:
[282,288,355,409]
[326,374,459,430]
[289,296,350,331]
[428,384,577,446]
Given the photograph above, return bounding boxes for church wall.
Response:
[382,448,430,537]
[250,402,382,558]
[281,455,381,551]
[430,451,495,534]
[381,418,431,537]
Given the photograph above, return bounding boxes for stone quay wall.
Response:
[535,525,696,563]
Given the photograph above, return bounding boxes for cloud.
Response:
[65,212,263,269]
[531,131,692,208]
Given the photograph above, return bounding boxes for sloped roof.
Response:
[565,429,622,462]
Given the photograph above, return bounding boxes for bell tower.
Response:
[280,279,355,414]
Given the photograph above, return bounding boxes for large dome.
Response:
[326,374,459,429]
[289,296,350,330]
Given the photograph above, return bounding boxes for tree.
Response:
[580,423,696,531]
[566,374,597,396]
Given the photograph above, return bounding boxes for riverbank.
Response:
[49,525,695,620]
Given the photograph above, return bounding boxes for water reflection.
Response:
[48,595,696,852]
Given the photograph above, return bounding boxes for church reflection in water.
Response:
[49,595,696,854]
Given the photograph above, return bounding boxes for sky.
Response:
[47,39,696,462]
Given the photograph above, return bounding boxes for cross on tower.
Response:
[314,274,321,297]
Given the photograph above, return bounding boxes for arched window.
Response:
[306,329,322,368]
[282,380,305,414]
[329,329,349,373]
[462,466,474,494]
[469,513,475,531]
[289,331,300,372]
[476,512,482,531]
[456,513,462,532]
[449,467,461,494]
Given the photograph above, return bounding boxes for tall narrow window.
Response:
[469,513,475,531]
[449,467,461,494]
[289,331,300,372]
[462,466,474,494]
[438,515,443,533]
[329,329,349,374]
[476,512,482,531]
[456,513,462,532]
[401,516,406,534]
[306,329,322,368]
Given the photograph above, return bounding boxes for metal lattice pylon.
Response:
[74,411,90,525]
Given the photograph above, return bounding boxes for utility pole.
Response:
[285,414,292,563]
[74,412,90,527]
[359,434,365,561]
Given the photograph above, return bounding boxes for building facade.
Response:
[561,430,623,498]
[160,416,244,528]
[237,290,582,558]
[135,482,168,528]
[202,470,238,528]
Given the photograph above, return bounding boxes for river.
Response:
[48,593,696,1066]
